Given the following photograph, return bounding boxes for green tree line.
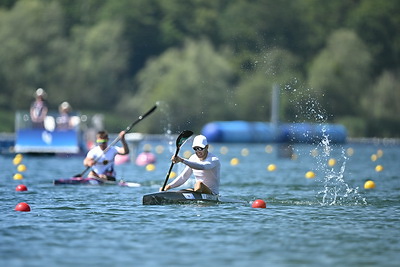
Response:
[0,0,399,137]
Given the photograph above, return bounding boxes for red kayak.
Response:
[53,177,140,187]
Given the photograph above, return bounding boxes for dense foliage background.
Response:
[0,0,399,137]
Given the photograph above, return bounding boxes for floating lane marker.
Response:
[169,171,176,179]
[230,158,239,166]
[375,165,383,172]
[17,164,27,172]
[241,148,249,157]
[146,163,156,172]
[252,199,267,208]
[13,173,23,180]
[364,180,376,189]
[328,158,336,167]
[220,146,228,155]
[346,147,354,156]
[13,154,23,165]
[305,171,316,179]
[267,164,276,172]
[265,145,273,154]
[15,202,31,212]
[16,184,28,191]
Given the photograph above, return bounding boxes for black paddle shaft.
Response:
[74,104,158,177]
[161,130,193,191]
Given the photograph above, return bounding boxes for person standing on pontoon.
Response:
[162,135,220,195]
[30,88,48,128]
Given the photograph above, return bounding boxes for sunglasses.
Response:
[96,139,108,144]
[193,147,205,151]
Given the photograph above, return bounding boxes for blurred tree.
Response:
[158,0,224,45]
[308,29,372,119]
[349,0,400,75]
[296,0,358,61]
[58,0,107,30]
[218,0,308,74]
[0,0,398,137]
[58,20,130,109]
[235,48,303,122]
[0,0,66,109]
[0,0,16,9]
[362,70,400,137]
[117,38,235,133]
[98,0,164,76]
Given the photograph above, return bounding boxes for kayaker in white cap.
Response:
[162,135,220,195]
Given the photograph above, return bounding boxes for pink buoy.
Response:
[115,154,130,165]
[16,184,28,191]
[135,152,156,166]
[15,202,31,212]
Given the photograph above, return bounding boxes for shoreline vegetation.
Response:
[0,1,399,137]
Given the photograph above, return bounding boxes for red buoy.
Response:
[251,199,267,208]
[16,184,28,191]
[15,202,31,212]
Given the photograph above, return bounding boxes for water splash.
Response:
[153,101,176,153]
[289,87,366,205]
[315,127,367,206]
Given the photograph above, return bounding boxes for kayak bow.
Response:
[54,177,140,187]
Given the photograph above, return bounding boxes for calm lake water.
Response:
[1,139,399,267]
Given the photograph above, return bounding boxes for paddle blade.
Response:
[160,130,193,192]
[176,130,193,148]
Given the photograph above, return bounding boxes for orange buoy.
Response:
[15,202,31,212]
[16,184,28,191]
[251,199,267,208]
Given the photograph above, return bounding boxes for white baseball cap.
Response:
[192,135,208,148]
[35,88,47,98]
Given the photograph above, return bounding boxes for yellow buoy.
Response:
[305,171,316,179]
[13,157,22,165]
[142,143,152,151]
[220,146,228,155]
[265,145,273,154]
[183,150,192,159]
[371,154,378,162]
[310,149,318,157]
[328,158,336,167]
[241,148,249,157]
[230,158,239,166]
[377,149,383,158]
[155,145,164,154]
[346,147,354,156]
[145,164,156,171]
[17,164,27,172]
[267,164,276,172]
[375,165,383,172]
[364,180,375,189]
[13,173,24,180]
[169,171,177,179]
